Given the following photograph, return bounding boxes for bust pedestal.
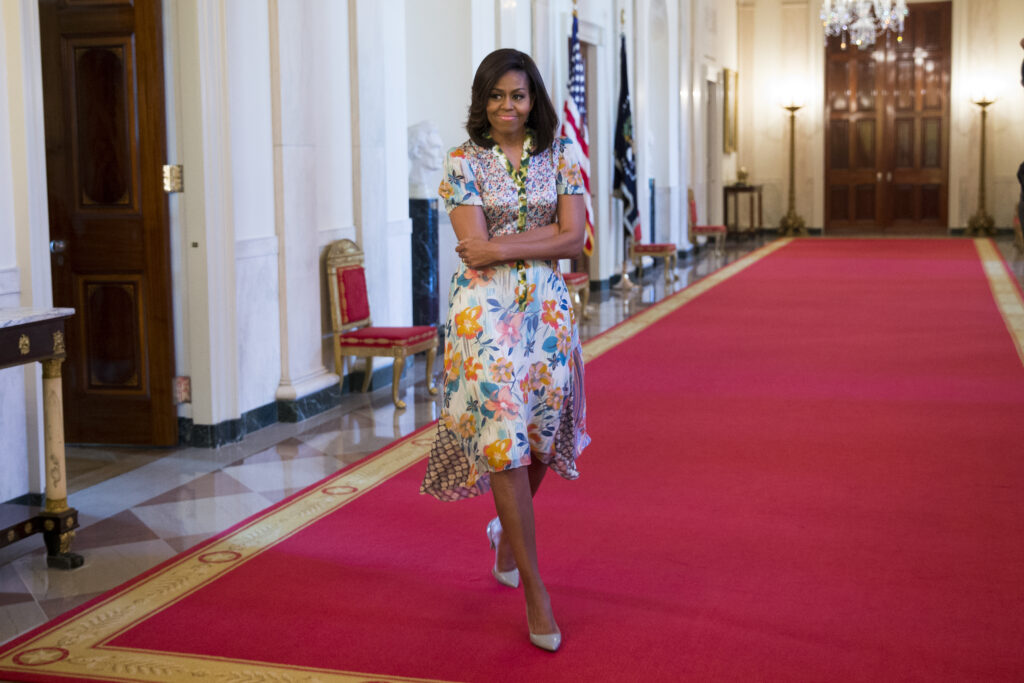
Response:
[410,198,439,327]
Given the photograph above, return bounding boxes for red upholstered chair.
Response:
[688,188,727,255]
[562,270,590,321]
[630,238,678,285]
[326,239,438,409]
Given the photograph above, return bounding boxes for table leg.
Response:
[748,193,755,237]
[757,189,763,232]
[40,358,83,569]
[731,194,738,236]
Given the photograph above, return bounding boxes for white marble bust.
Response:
[408,120,444,200]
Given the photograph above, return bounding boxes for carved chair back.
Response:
[326,239,372,334]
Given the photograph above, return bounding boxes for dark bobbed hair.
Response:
[466,49,558,154]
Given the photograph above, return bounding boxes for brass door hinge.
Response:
[163,164,183,193]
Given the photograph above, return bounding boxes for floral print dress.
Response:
[420,134,590,501]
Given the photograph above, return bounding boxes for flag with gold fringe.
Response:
[612,32,641,242]
[560,13,595,255]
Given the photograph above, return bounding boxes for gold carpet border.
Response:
[0,431,448,683]
[0,240,791,683]
[975,239,1024,367]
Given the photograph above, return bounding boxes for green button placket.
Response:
[491,134,533,312]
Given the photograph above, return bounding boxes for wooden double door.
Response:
[39,0,176,445]
[825,1,951,233]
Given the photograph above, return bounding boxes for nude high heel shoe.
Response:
[529,631,562,652]
[486,517,519,588]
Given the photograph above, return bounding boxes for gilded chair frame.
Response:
[563,271,591,321]
[326,239,438,409]
[629,240,679,285]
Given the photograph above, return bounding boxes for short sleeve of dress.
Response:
[438,147,482,214]
[555,138,585,196]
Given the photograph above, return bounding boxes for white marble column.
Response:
[270,0,343,401]
[176,0,240,426]
[225,0,281,415]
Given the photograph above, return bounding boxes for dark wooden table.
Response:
[0,307,83,569]
[723,184,763,237]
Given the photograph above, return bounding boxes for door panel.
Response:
[825,1,950,233]
[40,0,176,445]
[73,41,135,208]
[824,42,883,229]
[888,2,949,230]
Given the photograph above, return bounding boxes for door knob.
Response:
[49,240,66,254]
[876,171,882,182]
[886,171,892,182]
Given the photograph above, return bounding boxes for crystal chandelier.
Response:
[820,0,909,50]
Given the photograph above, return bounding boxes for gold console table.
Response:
[0,307,83,569]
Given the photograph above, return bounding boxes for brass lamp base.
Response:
[778,211,806,237]
[966,211,995,237]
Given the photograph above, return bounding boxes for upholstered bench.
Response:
[631,242,679,285]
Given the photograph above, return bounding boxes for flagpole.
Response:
[611,9,637,293]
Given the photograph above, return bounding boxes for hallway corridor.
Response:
[0,236,787,646]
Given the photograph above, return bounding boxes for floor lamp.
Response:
[778,104,806,236]
[966,97,995,236]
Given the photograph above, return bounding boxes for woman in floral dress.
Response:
[420,49,589,651]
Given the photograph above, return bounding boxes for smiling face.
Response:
[486,69,533,140]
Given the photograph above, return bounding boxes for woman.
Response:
[1018,38,1024,240]
[420,48,590,652]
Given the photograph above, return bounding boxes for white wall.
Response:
[406,0,476,326]
[950,0,1024,228]
[642,0,673,244]
[686,0,738,228]
[0,2,27,502]
[0,21,28,497]
[406,0,473,166]
[1,0,49,499]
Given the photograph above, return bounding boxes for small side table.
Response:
[723,184,763,237]
[0,307,83,569]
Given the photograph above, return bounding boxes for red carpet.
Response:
[2,238,1023,682]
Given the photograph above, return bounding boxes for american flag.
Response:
[560,13,595,256]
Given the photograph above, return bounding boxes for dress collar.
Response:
[486,130,534,171]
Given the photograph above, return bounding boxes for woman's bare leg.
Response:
[495,458,547,572]
[490,467,559,637]
[527,457,548,496]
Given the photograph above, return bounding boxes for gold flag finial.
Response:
[621,9,625,25]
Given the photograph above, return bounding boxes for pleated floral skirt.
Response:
[420,260,589,501]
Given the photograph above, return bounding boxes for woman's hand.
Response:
[457,237,505,269]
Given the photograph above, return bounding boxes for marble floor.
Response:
[1,234,1022,649]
